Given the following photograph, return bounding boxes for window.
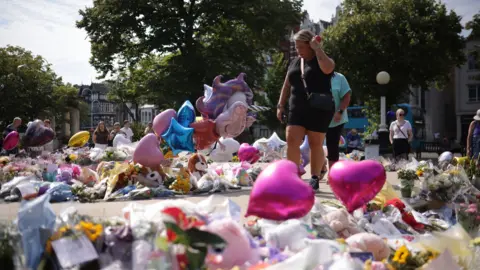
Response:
[468,52,478,70]
[468,85,480,102]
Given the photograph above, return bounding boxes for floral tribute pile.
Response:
[0,146,262,204]
[1,184,480,270]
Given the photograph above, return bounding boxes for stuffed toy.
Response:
[346,233,390,261]
[384,198,424,231]
[187,153,208,189]
[323,209,362,238]
[169,164,191,194]
[203,219,260,270]
[136,165,167,188]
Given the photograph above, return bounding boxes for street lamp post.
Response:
[376,71,390,153]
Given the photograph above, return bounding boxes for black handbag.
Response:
[300,58,334,111]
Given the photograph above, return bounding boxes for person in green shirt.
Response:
[321,72,352,179]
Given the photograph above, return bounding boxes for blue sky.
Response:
[0,0,478,85]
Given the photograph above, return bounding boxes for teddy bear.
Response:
[323,208,362,238]
[187,153,208,190]
[136,165,167,188]
[346,232,390,261]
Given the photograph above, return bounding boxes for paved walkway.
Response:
[0,167,400,222]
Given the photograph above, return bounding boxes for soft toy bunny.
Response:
[346,233,390,261]
[203,219,260,270]
[323,209,362,238]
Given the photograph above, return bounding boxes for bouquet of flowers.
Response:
[397,169,419,198]
[387,245,439,270]
[102,147,128,162]
[0,222,23,269]
[425,166,474,203]
[41,213,105,269]
[456,202,480,237]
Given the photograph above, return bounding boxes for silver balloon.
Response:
[438,151,453,163]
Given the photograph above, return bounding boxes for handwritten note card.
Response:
[51,235,98,268]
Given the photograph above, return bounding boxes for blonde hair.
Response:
[294,29,315,42]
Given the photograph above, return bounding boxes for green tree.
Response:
[466,11,480,40]
[257,52,287,135]
[0,45,86,130]
[323,0,466,106]
[77,0,302,106]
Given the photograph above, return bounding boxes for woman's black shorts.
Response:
[287,108,334,133]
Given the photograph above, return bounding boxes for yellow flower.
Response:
[364,259,372,270]
[69,154,78,161]
[336,238,346,245]
[392,245,409,263]
[471,237,480,247]
[75,221,103,242]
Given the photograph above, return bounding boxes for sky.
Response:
[0,0,479,85]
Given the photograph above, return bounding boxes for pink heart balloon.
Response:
[153,109,177,135]
[328,160,386,213]
[246,160,314,221]
[133,133,164,167]
[238,143,260,164]
[3,131,19,150]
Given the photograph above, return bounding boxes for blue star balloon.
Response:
[162,118,195,155]
[177,100,196,127]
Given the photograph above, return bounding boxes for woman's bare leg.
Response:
[307,130,327,179]
[286,125,306,165]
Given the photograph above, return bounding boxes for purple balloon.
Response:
[22,120,54,147]
[300,135,310,167]
[196,73,254,119]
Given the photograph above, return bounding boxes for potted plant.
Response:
[397,169,418,198]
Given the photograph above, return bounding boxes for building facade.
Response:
[125,104,159,125]
[288,12,332,62]
[78,83,118,129]
[455,39,480,143]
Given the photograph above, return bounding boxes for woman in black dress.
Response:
[276,29,336,191]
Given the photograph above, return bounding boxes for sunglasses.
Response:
[398,114,404,116]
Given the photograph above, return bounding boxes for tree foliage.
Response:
[77,0,302,106]
[0,45,85,129]
[323,0,466,105]
[257,52,287,135]
[466,11,480,40]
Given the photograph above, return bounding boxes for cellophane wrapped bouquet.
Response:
[456,200,480,237]
[424,165,474,203]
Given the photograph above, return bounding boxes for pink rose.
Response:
[466,208,477,213]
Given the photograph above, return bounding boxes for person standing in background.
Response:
[2,117,22,155]
[467,109,480,159]
[120,120,134,141]
[144,122,155,135]
[93,121,110,149]
[346,129,361,153]
[389,109,413,160]
[321,72,351,179]
[109,122,126,147]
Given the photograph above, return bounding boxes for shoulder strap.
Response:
[300,58,308,90]
[396,122,408,138]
